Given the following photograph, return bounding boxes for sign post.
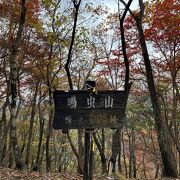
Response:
[53,82,128,180]
[53,90,127,129]
[83,81,96,180]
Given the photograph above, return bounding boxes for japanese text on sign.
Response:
[53,90,128,129]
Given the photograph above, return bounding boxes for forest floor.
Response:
[0,166,179,179]
[0,166,120,180]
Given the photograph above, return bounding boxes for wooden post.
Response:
[83,129,94,180]
[89,132,94,180]
[83,81,96,180]
[83,129,91,180]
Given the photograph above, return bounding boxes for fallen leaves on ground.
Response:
[0,166,119,180]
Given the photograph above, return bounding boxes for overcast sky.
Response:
[105,0,139,13]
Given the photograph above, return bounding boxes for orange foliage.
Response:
[144,0,180,83]
[145,0,180,46]
[0,0,40,24]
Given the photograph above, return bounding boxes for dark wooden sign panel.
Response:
[53,90,128,129]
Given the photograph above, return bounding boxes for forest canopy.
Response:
[0,0,179,179]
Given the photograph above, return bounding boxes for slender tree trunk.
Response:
[128,133,132,178]
[58,139,65,173]
[135,16,178,177]
[101,128,107,174]
[8,0,27,170]
[63,0,84,175]
[119,0,133,91]
[155,163,160,179]
[107,0,133,175]
[142,148,147,179]
[65,0,82,90]
[34,117,44,171]
[0,103,9,164]
[25,84,38,167]
[122,131,128,177]
[119,1,179,177]
[46,87,53,172]
[83,130,91,180]
[0,68,10,165]
[109,129,120,174]
[118,152,122,173]
[8,144,13,168]
[128,130,136,178]
[20,132,27,154]
[89,135,94,180]
[93,130,108,175]
[77,129,83,174]
[132,134,136,178]
[33,96,45,171]
[67,132,83,173]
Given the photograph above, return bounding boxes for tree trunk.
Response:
[58,139,66,173]
[8,0,27,170]
[142,148,147,179]
[8,144,13,168]
[135,15,178,177]
[77,129,83,174]
[128,133,132,178]
[128,129,136,178]
[67,132,83,174]
[25,84,38,167]
[46,88,53,172]
[122,131,128,177]
[108,129,120,174]
[127,129,136,178]
[119,0,179,176]
[155,163,160,179]
[89,134,94,180]
[101,129,108,174]
[118,152,122,173]
[93,130,108,175]
[0,68,11,165]
[65,0,82,90]
[0,103,9,164]
[83,129,91,180]
[33,96,45,171]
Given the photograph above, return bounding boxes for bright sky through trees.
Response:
[106,0,139,13]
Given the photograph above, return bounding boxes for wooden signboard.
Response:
[53,90,128,129]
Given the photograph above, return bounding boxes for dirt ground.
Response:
[0,166,120,180]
